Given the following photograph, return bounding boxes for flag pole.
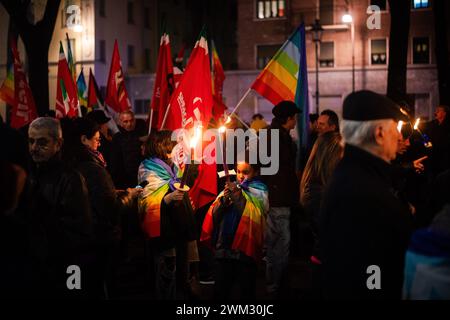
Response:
[159,103,171,129]
[148,108,153,134]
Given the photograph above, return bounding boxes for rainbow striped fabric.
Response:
[251,24,306,106]
[0,63,15,106]
[201,180,269,261]
[138,157,183,238]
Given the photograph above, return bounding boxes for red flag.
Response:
[10,41,37,128]
[164,29,216,209]
[164,31,213,130]
[105,40,131,113]
[211,40,226,121]
[87,68,104,111]
[150,33,174,130]
[55,42,79,118]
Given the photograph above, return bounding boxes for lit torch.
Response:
[397,120,404,133]
[218,124,230,183]
[176,125,202,191]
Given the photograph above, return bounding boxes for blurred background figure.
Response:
[250,113,268,132]
[300,131,343,298]
[425,105,450,177]
[317,110,339,136]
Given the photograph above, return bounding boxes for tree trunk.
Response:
[26,42,50,116]
[387,0,410,104]
[1,0,61,116]
[433,0,450,106]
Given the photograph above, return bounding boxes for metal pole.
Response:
[315,41,319,114]
[351,21,355,92]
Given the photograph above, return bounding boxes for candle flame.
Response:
[190,125,202,148]
[219,125,226,134]
[397,121,404,133]
[225,116,232,125]
[413,118,420,130]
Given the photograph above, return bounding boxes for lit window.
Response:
[319,42,334,68]
[413,37,429,64]
[371,39,387,65]
[413,0,429,9]
[256,1,285,19]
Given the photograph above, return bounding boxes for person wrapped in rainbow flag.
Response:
[201,160,268,299]
[138,130,198,300]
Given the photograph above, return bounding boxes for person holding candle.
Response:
[138,130,199,300]
[201,157,268,299]
[425,105,450,177]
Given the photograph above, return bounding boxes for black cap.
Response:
[272,100,300,118]
[86,110,110,124]
[343,90,409,122]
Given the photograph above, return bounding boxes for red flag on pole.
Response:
[211,40,226,121]
[10,41,37,128]
[163,30,213,130]
[162,28,216,210]
[55,41,79,118]
[105,40,131,113]
[150,32,174,130]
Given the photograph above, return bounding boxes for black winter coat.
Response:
[110,128,143,189]
[319,145,412,300]
[264,119,299,207]
[31,158,93,260]
[75,147,131,245]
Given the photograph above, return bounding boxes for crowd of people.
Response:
[1,91,449,300]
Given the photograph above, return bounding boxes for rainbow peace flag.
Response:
[0,63,15,106]
[251,24,310,164]
[138,157,183,238]
[201,180,269,261]
[251,24,307,105]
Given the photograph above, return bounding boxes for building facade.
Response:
[233,0,440,123]
[0,0,444,124]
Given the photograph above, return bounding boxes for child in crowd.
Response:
[201,159,268,299]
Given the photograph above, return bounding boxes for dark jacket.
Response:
[426,119,450,176]
[264,118,299,207]
[110,127,143,189]
[75,146,132,245]
[29,157,93,296]
[319,145,412,300]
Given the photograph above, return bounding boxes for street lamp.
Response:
[342,13,355,92]
[311,19,323,114]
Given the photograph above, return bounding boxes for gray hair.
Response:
[29,117,62,141]
[119,110,135,118]
[340,119,392,148]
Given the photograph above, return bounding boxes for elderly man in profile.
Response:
[28,117,92,297]
[319,91,413,300]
